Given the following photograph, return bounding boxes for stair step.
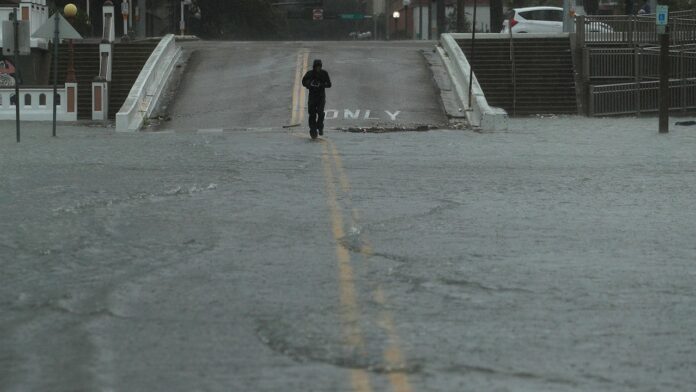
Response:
[457,37,578,116]
[49,41,156,119]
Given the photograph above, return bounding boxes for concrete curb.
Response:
[439,34,508,131]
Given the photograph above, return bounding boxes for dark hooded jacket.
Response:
[302,59,331,100]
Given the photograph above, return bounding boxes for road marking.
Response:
[385,111,401,121]
[375,287,413,392]
[321,142,373,392]
[290,53,302,125]
[290,50,309,127]
[197,128,223,133]
[323,110,402,121]
[329,141,350,194]
[344,109,361,120]
[326,139,415,392]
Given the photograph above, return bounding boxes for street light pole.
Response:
[180,0,192,36]
[12,8,20,143]
[52,8,60,137]
[393,11,400,38]
[64,4,78,84]
[468,0,477,108]
[180,0,184,35]
[405,5,409,39]
[385,0,389,40]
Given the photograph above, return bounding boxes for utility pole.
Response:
[657,4,669,133]
[659,31,669,133]
[456,0,465,32]
[490,0,503,33]
[436,0,445,36]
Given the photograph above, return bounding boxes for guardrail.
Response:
[438,33,508,131]
[579,11,696,46]
[586,47,636,79]
[589,78,696,116]
[586,44,696,80]
[0,84,77,121]
[115,34,182,132]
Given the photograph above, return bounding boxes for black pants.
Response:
[308,96,325,132]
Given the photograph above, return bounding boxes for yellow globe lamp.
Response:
[63,3,79,84]
[64,3,78,18]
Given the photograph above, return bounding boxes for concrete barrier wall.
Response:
[438,33,508,131]
[0,84,77,121]
[115,34,182,132]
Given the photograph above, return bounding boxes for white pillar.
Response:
[65,82,78,121]
[121,0,129,36]
[92,80,108,120]
[99,43,112,81]
[103,1,116,43]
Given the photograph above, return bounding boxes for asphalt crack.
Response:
[336,124,443,133]
[256,319,422,375]
[443,364,579,386]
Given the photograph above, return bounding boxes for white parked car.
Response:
[501,6,614,33]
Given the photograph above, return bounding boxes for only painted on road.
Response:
[324,109,401,121]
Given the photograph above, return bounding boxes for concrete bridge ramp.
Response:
[159,41,448,133]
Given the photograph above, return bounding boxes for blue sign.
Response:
[656,5,668,26]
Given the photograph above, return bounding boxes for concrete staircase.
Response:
[110,42,159,119]
[456,36,577,116]
[52,43,99,120]
[52,41,158,120]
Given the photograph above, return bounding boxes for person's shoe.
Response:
[318,128,323,136]
[310,129,318,139]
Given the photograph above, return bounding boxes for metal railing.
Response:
[586,45,696,80]
[579,11,696,46]
[586,47,636,79]
[590,78,696,116]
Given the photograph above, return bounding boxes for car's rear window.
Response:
[518,9,563,22]
[547,10,563,21]
[518,10,535,20]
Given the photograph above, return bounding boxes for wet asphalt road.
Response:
[163,41,446,132]
[1,41,696,392]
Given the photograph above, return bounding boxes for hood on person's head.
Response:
[313,59,322,70]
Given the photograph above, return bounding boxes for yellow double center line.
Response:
[291,50,310,127]
[326,140,414,392]
[291,49,413,392]
[321,142,373,392]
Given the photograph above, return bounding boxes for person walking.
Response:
[302,59,332,139]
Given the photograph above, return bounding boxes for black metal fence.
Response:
[576,10,696,116]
